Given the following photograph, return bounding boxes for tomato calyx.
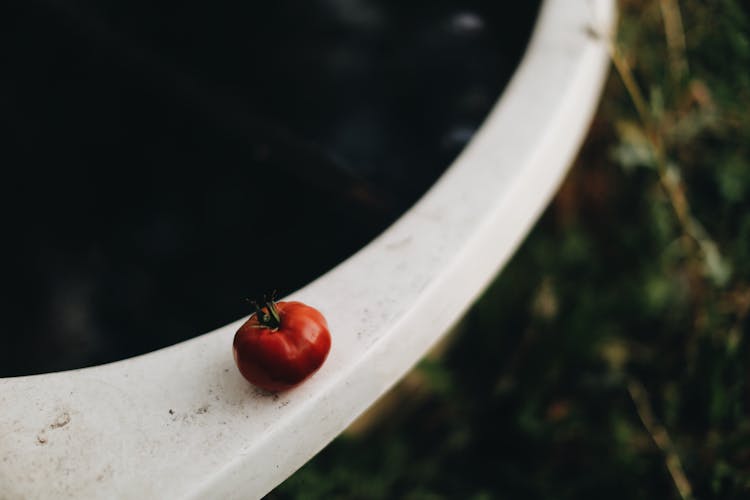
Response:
[249,299,282,330]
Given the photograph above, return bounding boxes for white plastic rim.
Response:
[0,1,615,498]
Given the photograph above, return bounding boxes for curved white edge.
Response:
[0,1,616,498]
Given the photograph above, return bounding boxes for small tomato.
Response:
[233,300,331,392]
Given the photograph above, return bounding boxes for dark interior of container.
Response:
[1,0,540,376]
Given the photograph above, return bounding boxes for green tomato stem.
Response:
[252,299,281,330]
[266,301,281,329]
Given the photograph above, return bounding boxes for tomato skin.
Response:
[233,301,331,392]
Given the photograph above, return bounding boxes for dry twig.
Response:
[628,380,694,500]
[659,0,689,84]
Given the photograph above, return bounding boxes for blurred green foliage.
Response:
[271,1,750,498]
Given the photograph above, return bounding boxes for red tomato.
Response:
[233,300,331,392]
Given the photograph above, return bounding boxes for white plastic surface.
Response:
[0,1,615,498]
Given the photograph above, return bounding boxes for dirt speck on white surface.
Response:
[50,412,71,429]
